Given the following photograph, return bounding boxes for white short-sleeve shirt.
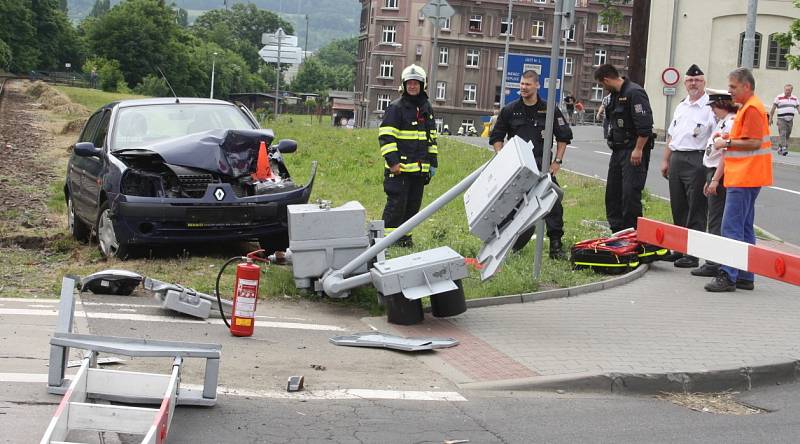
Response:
[668,94,717,152]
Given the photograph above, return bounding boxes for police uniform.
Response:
[489,95,573,255]
[605,78,654,233]
[379,65,438,247]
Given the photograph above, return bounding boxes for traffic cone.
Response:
[252,141,274,181]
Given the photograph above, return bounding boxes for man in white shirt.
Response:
[769,84,800,156]
[660,65,717,268]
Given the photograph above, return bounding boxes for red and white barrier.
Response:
[637,217,800,286]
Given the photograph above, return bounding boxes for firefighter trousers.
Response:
[606,147,651,233]
[382,172,426,239]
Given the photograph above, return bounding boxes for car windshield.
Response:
[111,103,255,150]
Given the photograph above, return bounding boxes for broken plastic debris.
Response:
[329,332,459,352]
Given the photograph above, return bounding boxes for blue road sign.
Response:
[504,53,563,105]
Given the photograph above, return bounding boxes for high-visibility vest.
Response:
[724,95,773,187]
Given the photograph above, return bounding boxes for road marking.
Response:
[0,373,467,402]
[0,308,345,331]
[593,150,611,156]
[768,186,800,196]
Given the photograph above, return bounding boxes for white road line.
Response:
[593,150,611,156]
[0,308,345,331]
[0,373,466,402]
[0,298,58,303]
[768,185,800,196]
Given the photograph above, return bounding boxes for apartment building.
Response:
[355,0,633,130]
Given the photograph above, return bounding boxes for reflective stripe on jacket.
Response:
[724,95,773,187]
[379,96,438,173]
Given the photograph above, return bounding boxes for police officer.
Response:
[593,64,654,233]
[379,64,438,248]
[489,69,573,258]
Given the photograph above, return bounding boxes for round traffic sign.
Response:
[661,67,680,86]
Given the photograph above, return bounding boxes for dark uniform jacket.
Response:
[607,79,654,150]
[379,96,438,173]
[489,96,573,160]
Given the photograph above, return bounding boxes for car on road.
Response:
[65,97,316,258]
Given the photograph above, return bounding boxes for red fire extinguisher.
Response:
[215,251,268,337]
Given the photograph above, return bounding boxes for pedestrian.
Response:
[575,100,585,125]
[378,64,438,248]
[596,93,611,138]
[768,83,799,156]
[489,69,573,259]
[705,67,773,292]
[660,65,717,268]
[691,88,737,277]
[441,124,451,135]
[564,92,576,125]
[90,67,97,89]
[592,64,654,233]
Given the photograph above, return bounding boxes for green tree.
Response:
[32,0,84,70]
[175,7,188,27]
[89,0,110,18]
[598,0,624,27]
[84,0,179,86]
[0,39,11,70]
[776,0,800,69]
[290,56,326,94]
[316,37,357,68]
[0,0,40,71]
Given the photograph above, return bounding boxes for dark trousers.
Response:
[512,173,564,251]
[705,167,726,236]
[382,172,426,237]
[606,147,651,233]
[668,151,708,235]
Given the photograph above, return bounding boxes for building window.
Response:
[495,85,502,105]
[565,57,573,76]
[563,25,575,41]
[592,83,604,101]
[593,49,607,66]
[463,83,477,102]
[534,0,547,3]
[461,119,475,133]
[531,20,545,38]
[435,118,444,132]
[597,21,609,33]
[767,33,789,70]
[497,54,505,71]
[382,25,397,43]
[466,49,480,68]
[384,0,398,9]
[379,60,394,78]
[439,47,449,65]
[469,15,483,33]
[436,81,446,100]
[501,17,514,36]
[737,32,762,68]
[440,17,451,30]
[377,93,391,111]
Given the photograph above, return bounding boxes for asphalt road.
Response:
[451,126,800,245]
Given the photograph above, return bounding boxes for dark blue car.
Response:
[65,97,316,259]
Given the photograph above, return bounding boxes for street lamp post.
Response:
[210,52,218,99]
[365,42,402,128]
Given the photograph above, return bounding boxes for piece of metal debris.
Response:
[80,269,143,295]
[66,357,126,368]
[329,332,459,352]
[309,364,326,371]
[287,375,305,392]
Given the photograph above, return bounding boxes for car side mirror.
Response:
[275,139,297,154]
[74,142,102,157]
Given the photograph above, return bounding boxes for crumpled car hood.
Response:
[114,129,275,177]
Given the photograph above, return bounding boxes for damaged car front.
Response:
[66,98,316,259]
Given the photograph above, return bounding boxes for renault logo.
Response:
[214,188,226,201]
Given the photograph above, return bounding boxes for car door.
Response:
[82,110,112,223]
[70,111,103,220]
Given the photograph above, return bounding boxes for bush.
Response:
[0,39,11,71]
[134,74,170,96]
[84,57,127,92]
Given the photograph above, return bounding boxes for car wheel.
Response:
[67,195,90,242]
[96,202,130,259]
[258,231,289,255]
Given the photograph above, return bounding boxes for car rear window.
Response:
[112,103,256,150]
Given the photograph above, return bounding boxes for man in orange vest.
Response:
[705,68,773,292]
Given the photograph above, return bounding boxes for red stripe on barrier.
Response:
[52,387,73,418]
[636,218,689,253]
[154,397,170,444]
[748,245,800,286]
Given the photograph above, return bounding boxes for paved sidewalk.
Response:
[369,261,800,393]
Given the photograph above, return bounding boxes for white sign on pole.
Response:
[262,34,299,47]
[259,46,303,64]
[421,0,455,18]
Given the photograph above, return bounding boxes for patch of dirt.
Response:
[657,392,768,415]
[61,118,87,134]
[0,234,64,250]
[0,80,61,234]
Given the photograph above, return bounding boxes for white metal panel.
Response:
[87,369,170,399]
[686,230,749,270]
[67,403,158,434]
[40,355,91,443]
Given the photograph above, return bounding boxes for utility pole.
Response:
[741,0,758,69]
[499,0,513,108]
[628,0,651,85]
[429,2,441,102]
[275,28,284,117]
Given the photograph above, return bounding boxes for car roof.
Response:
[102,97,237,110]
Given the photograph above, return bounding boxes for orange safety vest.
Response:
[724,95,773,187]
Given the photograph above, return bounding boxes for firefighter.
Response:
[379,64,438,248]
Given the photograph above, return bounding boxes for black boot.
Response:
[704,270,736,292]
[549,238,567,260]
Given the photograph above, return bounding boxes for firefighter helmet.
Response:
[401,64,427,89]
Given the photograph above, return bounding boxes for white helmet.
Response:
[401,64,426,89]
